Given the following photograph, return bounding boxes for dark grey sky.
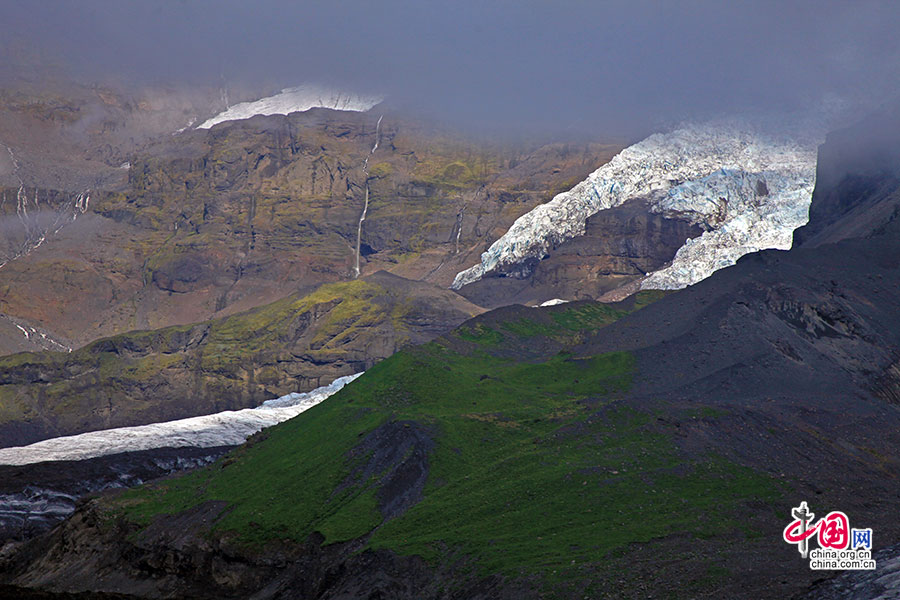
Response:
[4,0,900,136]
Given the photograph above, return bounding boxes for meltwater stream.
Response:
[1,143,92,273]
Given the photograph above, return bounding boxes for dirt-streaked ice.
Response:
[0,373,362,466]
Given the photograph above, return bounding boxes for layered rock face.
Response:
[452,120,819,296]
[0,78,231,193]
[0,101,620,353]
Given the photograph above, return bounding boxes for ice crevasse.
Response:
[451,120,820,291]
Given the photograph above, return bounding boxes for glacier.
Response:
[0,373,362,466]
[197,84,383,129]
[451,120,819,291]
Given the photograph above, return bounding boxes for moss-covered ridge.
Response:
[0,272,482,447]
[109,292,781,596]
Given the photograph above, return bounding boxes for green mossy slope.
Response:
[111,295,781,593]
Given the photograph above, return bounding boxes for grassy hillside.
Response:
[108,293,782,597]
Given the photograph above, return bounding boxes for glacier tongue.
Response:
[450,121,819,291]
[0,373,362,466]
[641,166,814,288]
[197,84,382,129]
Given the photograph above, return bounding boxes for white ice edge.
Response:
[0,373,363,466]
[197,84,383,129]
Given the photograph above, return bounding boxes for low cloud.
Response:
[3,0,900,137]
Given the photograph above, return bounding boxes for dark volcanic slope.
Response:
[581,237,900,405]
[794,102,900,248]
[576,234,900,527]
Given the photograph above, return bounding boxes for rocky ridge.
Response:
[0,271,483,448]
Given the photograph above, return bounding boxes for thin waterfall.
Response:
[353,115,383,279]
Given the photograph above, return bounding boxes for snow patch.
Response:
[538,298,569,307]
[197,84,382,129]
[0,373,363,466]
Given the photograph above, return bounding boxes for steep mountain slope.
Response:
[0,271,483,448]
[793,102,900,247]
[4,107,898,599]
[0,74,232,193]
[0,103,619,353]
[8,294,735,600]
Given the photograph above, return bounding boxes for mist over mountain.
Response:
[4,0,900,137]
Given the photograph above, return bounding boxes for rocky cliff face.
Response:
[0,271,483,447]
[0,100,619,353]
[0,185,90,273]
[457,198,701,307]
[794,103,900,246]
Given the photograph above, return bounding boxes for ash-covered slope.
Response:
[452,120,818,293]
[793,102,900,248]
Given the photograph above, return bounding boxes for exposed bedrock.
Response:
[457,198,701,307]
